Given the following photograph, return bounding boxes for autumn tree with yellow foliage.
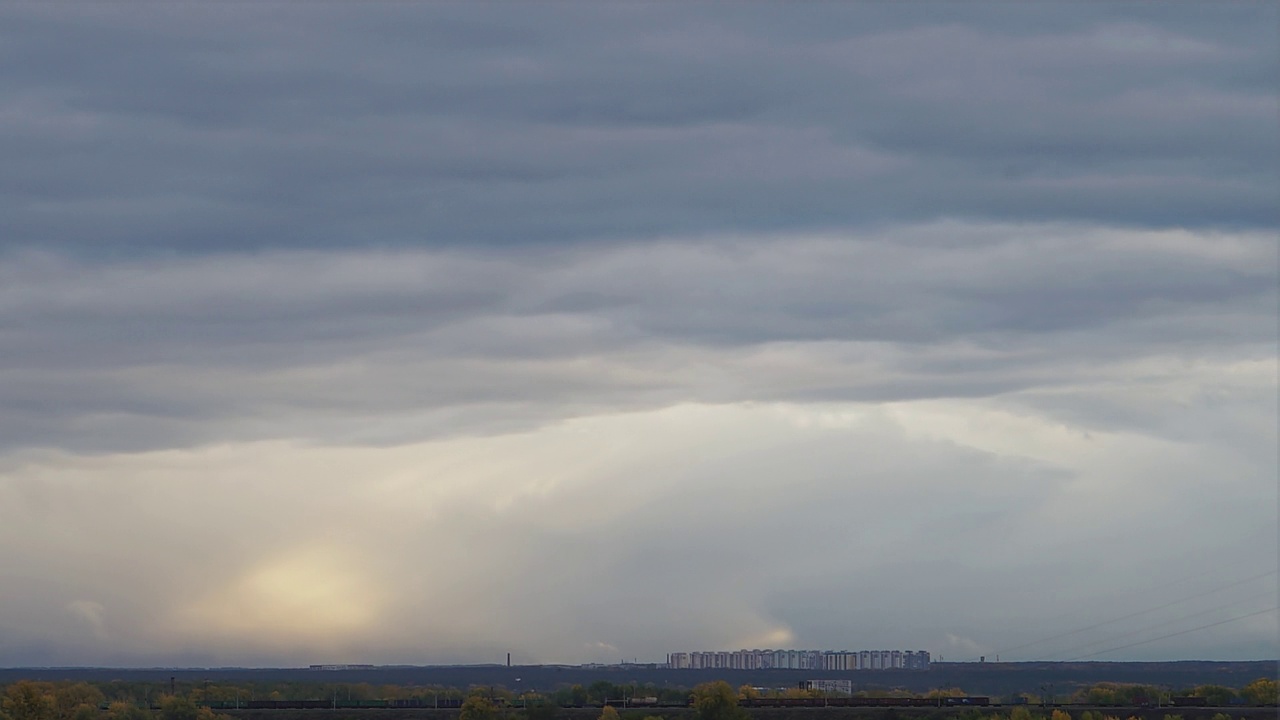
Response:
[3,683,56,720]
[691,682,746,720]
[1241,677,1277,705]
[459,694,498,720]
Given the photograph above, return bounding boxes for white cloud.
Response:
[0,388,1273,664]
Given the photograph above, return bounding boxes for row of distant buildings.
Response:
[665,649,929,671]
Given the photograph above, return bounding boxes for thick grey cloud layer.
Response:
[1,4,1276,255]
[0,3,1276,667]
[1,225,1274,456]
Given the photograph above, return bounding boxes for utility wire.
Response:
[997,569,1277,659]
[1034,547,1274,628]
[1064,606,1279,661]
[1047,589,1279,660]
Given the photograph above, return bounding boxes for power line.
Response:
[1034,546,1274,628]
[1064,606,1279,661]
[1047,590,1278,660]
[997,569,1277,659]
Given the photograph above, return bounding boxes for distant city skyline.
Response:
[666,649,930,671]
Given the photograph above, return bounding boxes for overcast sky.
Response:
[1,3,1277,668]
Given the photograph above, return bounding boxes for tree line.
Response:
[1067,680,1276,707]
[2,676,1275,720]
[0,682,230,720]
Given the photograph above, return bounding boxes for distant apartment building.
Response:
[904,650,930,669]
[665,649,928,671]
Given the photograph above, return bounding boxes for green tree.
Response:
[55,685,104,720]
[460,695,497,720]
[1051,710,1071,720]
[523,696,557,720]
[345,681,373,702]
[690,682,745,720]
[157,697,196,720]
[598,707,620,720]
[4,682,56,720]
[1010,706,1033,720]
[492,688,515,704]
[587,683,616,705]
[1077,683,1159,707]
[1192,686,1236,707]
[69,706,99,720]
[105,702,150,720]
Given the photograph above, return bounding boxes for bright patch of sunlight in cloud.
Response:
[173,546,383,640]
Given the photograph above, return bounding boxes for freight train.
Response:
[199,696,995,710]
[203,700,464,710]
[740,696,991,708]
[192,695,1255,711]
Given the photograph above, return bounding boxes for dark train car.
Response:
[946,697,991,706]
[1171,697,1208,707]
[743,696,990,709]
[246,701,332,710]
[747,698,823,708]
[390,698,462,708]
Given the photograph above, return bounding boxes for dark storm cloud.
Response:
[1,3,1275,256]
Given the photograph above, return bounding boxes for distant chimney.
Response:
[507,653,511,667]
